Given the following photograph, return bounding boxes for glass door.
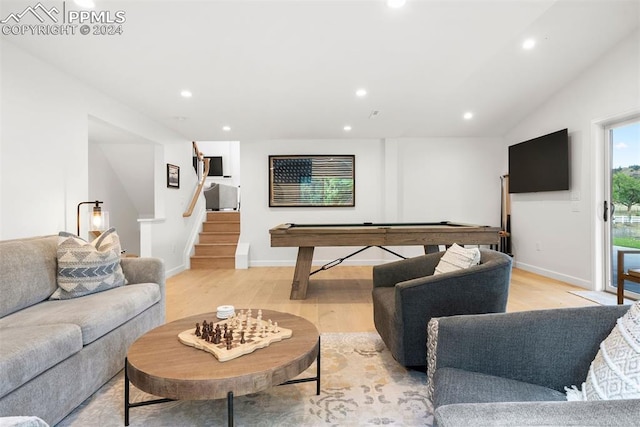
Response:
[605,119,640,300]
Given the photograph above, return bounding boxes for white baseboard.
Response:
[166,264,186,278]
[515,261,592,290]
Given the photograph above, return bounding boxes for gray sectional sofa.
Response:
[428,305,640,426]
[0,235,165,426]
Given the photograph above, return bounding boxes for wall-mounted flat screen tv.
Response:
[206,156,224,176]
[193,156,224,176]
[508,128,569,193]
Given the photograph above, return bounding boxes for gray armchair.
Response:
[372,249,512,367]
[430,305,638,426]
[204,183,238,211]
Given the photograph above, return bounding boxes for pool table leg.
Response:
[290,246,314,299]
[424,245,440,254]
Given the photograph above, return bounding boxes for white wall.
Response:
[504,29,640,288]
[0,40,201,274]
[1,41,87,238]
[240,137,505,266]
[89,143,141,255]
[198,140,241,190]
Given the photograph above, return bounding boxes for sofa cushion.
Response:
[0,417,50,427]
[0,236,58,318]
[0,283,160,345]
[0,324,82,399]
[51,228,126,300]
[434,243,480,275]
[567,300,640,401]
[433,367,566,409]
[434,399,640,427]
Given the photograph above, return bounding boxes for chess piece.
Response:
[240,331,246,344]
[195,323,201,337]
[214,325,222,344]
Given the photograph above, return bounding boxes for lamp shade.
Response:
[77,200,107,237]
[90,209,109,231]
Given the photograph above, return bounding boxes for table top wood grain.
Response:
[126,309,319,400]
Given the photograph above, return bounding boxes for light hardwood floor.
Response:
[166,266,599,333]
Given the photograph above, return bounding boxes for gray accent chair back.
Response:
[204,183,238,211]
[372,248,513,367]
[430,305,638,426]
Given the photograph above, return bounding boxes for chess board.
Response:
[178,310,293,362]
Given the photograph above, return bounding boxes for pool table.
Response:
[269,221,501,299]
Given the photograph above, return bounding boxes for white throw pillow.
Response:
[50,227,126,300]
[433,243,481,275]
[565,301,640,401]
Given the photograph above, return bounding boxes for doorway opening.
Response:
[605,119,640,300]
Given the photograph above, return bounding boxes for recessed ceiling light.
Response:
[222,126,231,132]
[355,88,367,97]
[174,116,187,121]
[180,90,192,98]
[344,125,352,132]
[463,112,474,120]
[74,0,95,8]
[522,38,536,50]
[387,0,407,9]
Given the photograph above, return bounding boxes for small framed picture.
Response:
[167,164,180,188]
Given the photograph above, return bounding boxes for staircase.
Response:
[191,211,239,269]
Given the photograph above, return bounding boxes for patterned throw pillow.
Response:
[434,243,481,275]
[50,228,126,300]
[566,301,640,401]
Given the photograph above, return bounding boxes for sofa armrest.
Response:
[431,305,629,392]
[435,400,640,427]
[120,257,165,302]
[372,252,443,288]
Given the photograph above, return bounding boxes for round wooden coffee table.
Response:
[124,309,320,426]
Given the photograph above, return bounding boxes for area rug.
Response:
[569,290,633,306]
[57,333,433,426]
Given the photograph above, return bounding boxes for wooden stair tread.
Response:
[199,232,240,236]
[191,211,240,270]
[191,255,235,258]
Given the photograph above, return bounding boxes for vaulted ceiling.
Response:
[3,0,639,140]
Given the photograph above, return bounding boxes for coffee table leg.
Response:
[124,358,130,426]
[228,391,234,426]
[316,336,321,395]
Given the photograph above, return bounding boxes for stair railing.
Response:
[183,141,210,218]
